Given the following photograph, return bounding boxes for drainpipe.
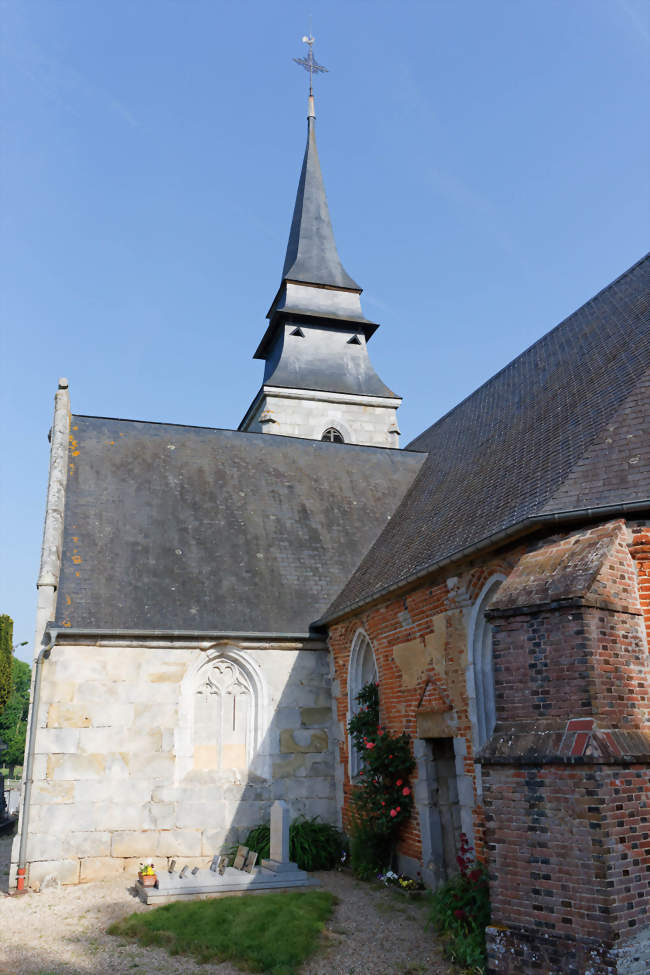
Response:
[15,626,59,892]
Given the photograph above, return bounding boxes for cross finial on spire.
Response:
[293,34,328,99]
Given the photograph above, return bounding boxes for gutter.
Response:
[44,627,326,643]
[318,498,650,625]
[15,626,59,892]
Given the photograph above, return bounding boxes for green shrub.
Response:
[240,816,345,872]
[429,833,490,973]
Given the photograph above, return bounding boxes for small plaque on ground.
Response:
[244,850,258,873]
[233,846,248,871]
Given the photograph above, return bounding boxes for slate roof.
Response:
[261,322,399,399]
[322,254,650,622]
[281,114,360,291]
[55,420,424,635]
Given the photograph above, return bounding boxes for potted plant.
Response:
[137,862,157,887]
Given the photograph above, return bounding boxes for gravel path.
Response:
[0,835,454,975]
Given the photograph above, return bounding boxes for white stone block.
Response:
[46,753,106,780]
[36,727,80,754]
[26,832,64,861]
[145,802,176,829]
[111,830,161,858]
[80,857,125,883]
[175,801,224,829]
[60,831,111,858]
[156,829,202,857]
[29,858,80,887]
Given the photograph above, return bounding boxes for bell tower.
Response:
[239,37,401,447]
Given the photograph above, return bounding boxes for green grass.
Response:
[107,890,336,975]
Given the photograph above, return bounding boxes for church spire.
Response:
[281,95,361,291]
[240,36,402,446]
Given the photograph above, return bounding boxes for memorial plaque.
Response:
[218,856,229,875]
[168,859,177,873]
[191,866,200,875]
[233,845,248,870]
[244,850,258,873]
[179,865,190,878]
[209,855,220,873]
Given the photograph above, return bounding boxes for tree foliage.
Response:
[0,658,31,767]
[0,615,13,711]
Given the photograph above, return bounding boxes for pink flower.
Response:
[402,786,411,796]
[390,809,397,818]
[381,801,385,806]
[366,742,375,750]
[396,779,403,786]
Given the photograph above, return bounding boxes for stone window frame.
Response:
[467,574,506,758]
[176,646,267,783]
[347,629,378,779]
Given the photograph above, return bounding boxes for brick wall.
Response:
[328,518,650,972]
[328,550,519,876]
[482,521,650,974]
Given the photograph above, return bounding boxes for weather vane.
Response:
[293,34,328,96]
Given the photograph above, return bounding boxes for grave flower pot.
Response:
[138,871,157,887]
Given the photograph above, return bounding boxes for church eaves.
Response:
[281,100,361,292]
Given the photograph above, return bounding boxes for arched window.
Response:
[468,576,505,750]
[194,658,255,772]
[348,631,378,777]
[321,427,344,443]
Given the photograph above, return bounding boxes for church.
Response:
[12,63,650,975]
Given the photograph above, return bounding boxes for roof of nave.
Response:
[322,253,650,622]
[55,420,424,635]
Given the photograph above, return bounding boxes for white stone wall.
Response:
[12,640,336,886]
[246,387,401,448]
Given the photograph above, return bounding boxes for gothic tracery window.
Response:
[194,659,252,771]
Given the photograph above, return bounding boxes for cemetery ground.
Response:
[0,835,455,975]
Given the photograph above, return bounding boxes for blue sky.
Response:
[1,0,648,663]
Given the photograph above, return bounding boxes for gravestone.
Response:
[233,845,248,871]
[261,800,299,875]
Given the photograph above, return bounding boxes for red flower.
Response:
[396,806,401,812]
[396,779,403,787]
[381,801,385,806]
[390,809,397,818]
[454,909,467,920]
[402,786,411,796]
